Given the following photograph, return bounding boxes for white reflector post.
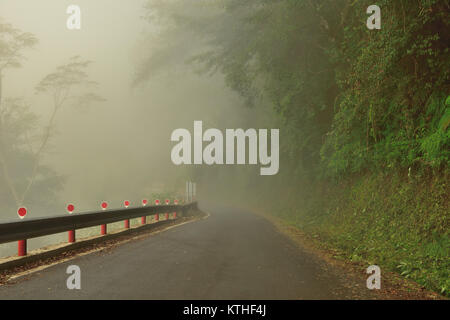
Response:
[186,181,189,203]
[192,182,196,201]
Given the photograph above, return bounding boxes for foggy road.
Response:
[0,207,375,299]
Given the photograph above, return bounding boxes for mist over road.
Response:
[0,207,375,299]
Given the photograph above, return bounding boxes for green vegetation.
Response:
[140,0,449,295]
[268,172,449,295]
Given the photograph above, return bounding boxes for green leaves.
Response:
[321,0,449,176]
[439,101,450,132]
[138,0,449,178]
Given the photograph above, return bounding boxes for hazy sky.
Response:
[1,0,147,95]
[1,1,154,209]
[0,0,253,213]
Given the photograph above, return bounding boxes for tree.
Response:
[0,98,63,213]
[139,0,449,178]
[137,0,337,178]
[0,19,104,214]
[17,56,105,204]
[0,20,38,207]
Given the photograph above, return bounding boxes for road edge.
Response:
[248,208,445,300]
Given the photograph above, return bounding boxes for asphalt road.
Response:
[0,206,375,299]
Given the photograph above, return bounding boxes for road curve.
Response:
[0,206,375,299]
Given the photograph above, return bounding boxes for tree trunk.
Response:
[0,71,21,206]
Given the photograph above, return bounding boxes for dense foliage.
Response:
[139,0,449,295]
[140,0,449,179]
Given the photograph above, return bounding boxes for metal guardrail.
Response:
[0,202,198,245]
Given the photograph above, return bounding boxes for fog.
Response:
[0,0,446,300]
[0,0,271,229]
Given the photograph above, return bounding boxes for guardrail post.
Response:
[124,201,130,229]
[18,239,27,256]
[100,201,108,235]
[68,230,76,243]
[155,213,159,221]
[141,199,148,225]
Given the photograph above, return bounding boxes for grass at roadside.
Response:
[270,171,449,297]
[238,169,449,297]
